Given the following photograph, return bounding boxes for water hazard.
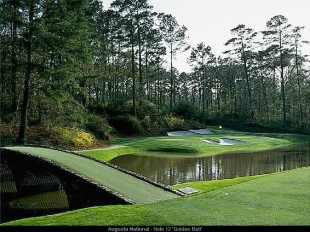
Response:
[109,144,310,186]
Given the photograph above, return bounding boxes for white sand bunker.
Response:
[167,129,213,136]
[203,138,245,146]
[189,129,213,135]
[167,131,196,136]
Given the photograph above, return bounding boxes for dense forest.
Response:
[1,0,309,149]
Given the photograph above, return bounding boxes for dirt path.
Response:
[3,146,180,204]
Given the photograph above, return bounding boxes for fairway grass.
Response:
[2,167,309,226]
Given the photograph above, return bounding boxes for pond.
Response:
[109,144,310,186]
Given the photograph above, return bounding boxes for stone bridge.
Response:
[0,146,181,222]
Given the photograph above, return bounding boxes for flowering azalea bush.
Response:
[52,127,94,148]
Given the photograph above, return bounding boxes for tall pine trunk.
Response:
[17,1,34,144]
[170,43,173,112]
[131,34,137,118]
[280,35,287,129]
[11,12,18,124]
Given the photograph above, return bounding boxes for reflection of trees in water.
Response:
[9,189,69,210]
[1,163,17,193]
[110,145,310,186]
[20,172,62,194]
[1,150,132,223]
[1,163,69,223]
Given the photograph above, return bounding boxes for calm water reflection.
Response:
[109,144,310,186]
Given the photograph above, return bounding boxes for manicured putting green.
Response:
[3,146,180,204]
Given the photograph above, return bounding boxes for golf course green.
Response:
[78,126,309,162]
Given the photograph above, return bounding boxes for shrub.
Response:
[172,101,197,119]
[109,115,144,136]
[186,119,205,129]
[105,101,131,117]
[106,100,160,119]
[85,114,112,140]
[28,93,87,134]
[136,100,159,119]
[52,127,94,148]
[140,116,165,135]
[74,131,94,147]
[140,116,152,132]
[164,114,187,131]
[161,114,204,132]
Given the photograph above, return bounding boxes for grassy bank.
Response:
[2,166,309,226]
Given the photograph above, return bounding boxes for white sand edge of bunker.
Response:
[167,128,214,136]
[203,138,245,146]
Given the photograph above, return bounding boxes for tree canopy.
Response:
[1,0,309,147]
